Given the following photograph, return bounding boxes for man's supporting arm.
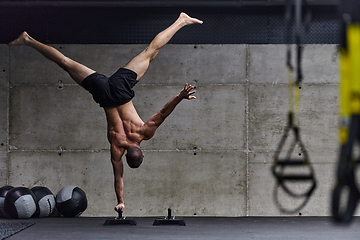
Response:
[110,145,125,212]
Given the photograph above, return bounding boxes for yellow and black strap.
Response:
[272,0,317,214]
[332,12,360,223]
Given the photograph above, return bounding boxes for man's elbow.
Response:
[144,132,155,140]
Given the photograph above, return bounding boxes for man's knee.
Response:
[145,46,160,62]
[58,56,75,73]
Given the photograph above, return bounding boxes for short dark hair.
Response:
[126,146,143,168]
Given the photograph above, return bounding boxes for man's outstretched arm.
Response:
[110,145,125,212]
[142,83,196,139]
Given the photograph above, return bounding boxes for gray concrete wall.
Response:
[0,43,345,217]
[0,45,9,186]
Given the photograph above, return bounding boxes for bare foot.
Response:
[8,31,30,46]
[179,12,203,25]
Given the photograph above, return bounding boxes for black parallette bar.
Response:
[153,218,186,226]
[118,208,123,218]
[104,218,137,226]
[103,208,137,226]
[168,208,172,219]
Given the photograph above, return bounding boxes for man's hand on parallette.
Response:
[115,203,125,213]
[179,83,196,100]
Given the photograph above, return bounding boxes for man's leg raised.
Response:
[8,32,95,86]
[124,12,203,80]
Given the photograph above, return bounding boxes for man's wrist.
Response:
[176,94,183,100]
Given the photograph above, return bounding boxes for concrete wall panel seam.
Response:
[136,83,247,87]
[6,46,10,185]
[245,44,250,216]
[9,149,109,152]
[9,83,79,87]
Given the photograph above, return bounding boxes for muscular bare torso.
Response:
[104,101,145,150]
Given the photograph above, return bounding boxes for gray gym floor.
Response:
[1,216,360,240]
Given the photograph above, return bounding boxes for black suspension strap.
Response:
[331,0,360,224]
[272,0,316,214]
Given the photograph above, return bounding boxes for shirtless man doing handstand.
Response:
[8,12,203,212]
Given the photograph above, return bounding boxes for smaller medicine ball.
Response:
[56,186,87,217]
[31,186,56,218]
[0,186,14,218]
[4,187,38,219]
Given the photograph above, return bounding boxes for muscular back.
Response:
[104,101,145,149]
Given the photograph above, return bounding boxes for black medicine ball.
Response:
[0,186,14,218]
[56,186,87,217]
[31,186,56,218]
[4,187,38,219]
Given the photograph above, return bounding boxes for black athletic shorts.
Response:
[81,68,138,108]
